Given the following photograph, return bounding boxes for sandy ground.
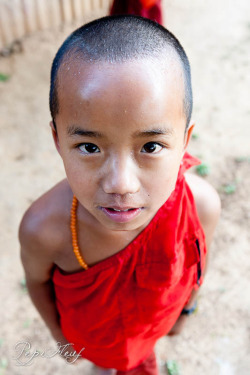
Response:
[0,0,250,374]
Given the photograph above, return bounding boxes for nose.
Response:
[102,154,140,196]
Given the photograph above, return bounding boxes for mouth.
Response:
[100,206,143,223]
[106,207,136,212]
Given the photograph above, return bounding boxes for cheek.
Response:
[153,172,177,200]
[62,158,96,196]
[145,157,181,203]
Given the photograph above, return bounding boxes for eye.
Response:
[78,143,100,154]
[141,142,164,154]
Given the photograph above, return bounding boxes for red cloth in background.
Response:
[110,0,163,24]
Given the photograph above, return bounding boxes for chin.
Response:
[104,221,143,232]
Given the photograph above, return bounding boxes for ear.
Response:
[182,120,195,155]
[50,120,61,155]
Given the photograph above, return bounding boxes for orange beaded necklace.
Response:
[70,195,88,270]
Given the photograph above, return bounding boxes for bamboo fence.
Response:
[0,0,112,53]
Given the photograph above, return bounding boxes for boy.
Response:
[19,15,221,375]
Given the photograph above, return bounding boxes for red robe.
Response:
[53,153,206,370]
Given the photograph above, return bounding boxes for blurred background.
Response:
[0,0,250,374]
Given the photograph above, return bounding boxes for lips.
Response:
[106,207,135,212]
[100,206,143,223]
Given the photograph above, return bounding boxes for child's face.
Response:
[52,58,193,233]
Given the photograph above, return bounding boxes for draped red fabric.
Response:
[109,0,163,24]
[53,153,207,371]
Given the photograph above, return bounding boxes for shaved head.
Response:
[49,15,192,130]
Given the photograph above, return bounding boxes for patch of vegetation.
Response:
[196,163,210,177]
[191,133,199,140]
[20,277,27,293]
[222,183,237,195]
[0,73,10,82]
[166,360,180,375]
[234,156,250,163]
[23,319,31,328]
[0,357,8,374]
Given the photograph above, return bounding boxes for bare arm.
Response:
[19,209,68,345]
[184,174,221,302]
[168,173,221,335]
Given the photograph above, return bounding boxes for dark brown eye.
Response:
[141,142,163,153]
[78,143,100,154]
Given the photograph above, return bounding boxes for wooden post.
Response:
[0,2,14,47]
[70,0,83,21]
[49,0,61,29]
[90,0,100,11]
[59,0,73,24]
[20,0,37,34]
[98,0,112,13]
[0,0,113,51]
[0,2,6,50]
[34,0,51,30]
[6,0,25,41]
[81,0,91,14]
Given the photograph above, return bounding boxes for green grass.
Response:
[0,358,8,369]
[222,183,237,195]
[234,156,250,163]
[20,277,27,293]
[23,319,31,328]
[0,73,10,82]
[196,163,210,177]
[191,133,199,140]
[166,360,180,375]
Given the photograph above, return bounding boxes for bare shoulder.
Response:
[184,173,221,249]
[19,179,72,282]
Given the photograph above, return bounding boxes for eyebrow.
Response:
[67,125,174,138]
[133,127,174,138]
[67,125,103,138]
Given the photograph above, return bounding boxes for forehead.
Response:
[56,56,185,131]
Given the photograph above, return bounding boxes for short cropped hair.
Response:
[49,15,192,130]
